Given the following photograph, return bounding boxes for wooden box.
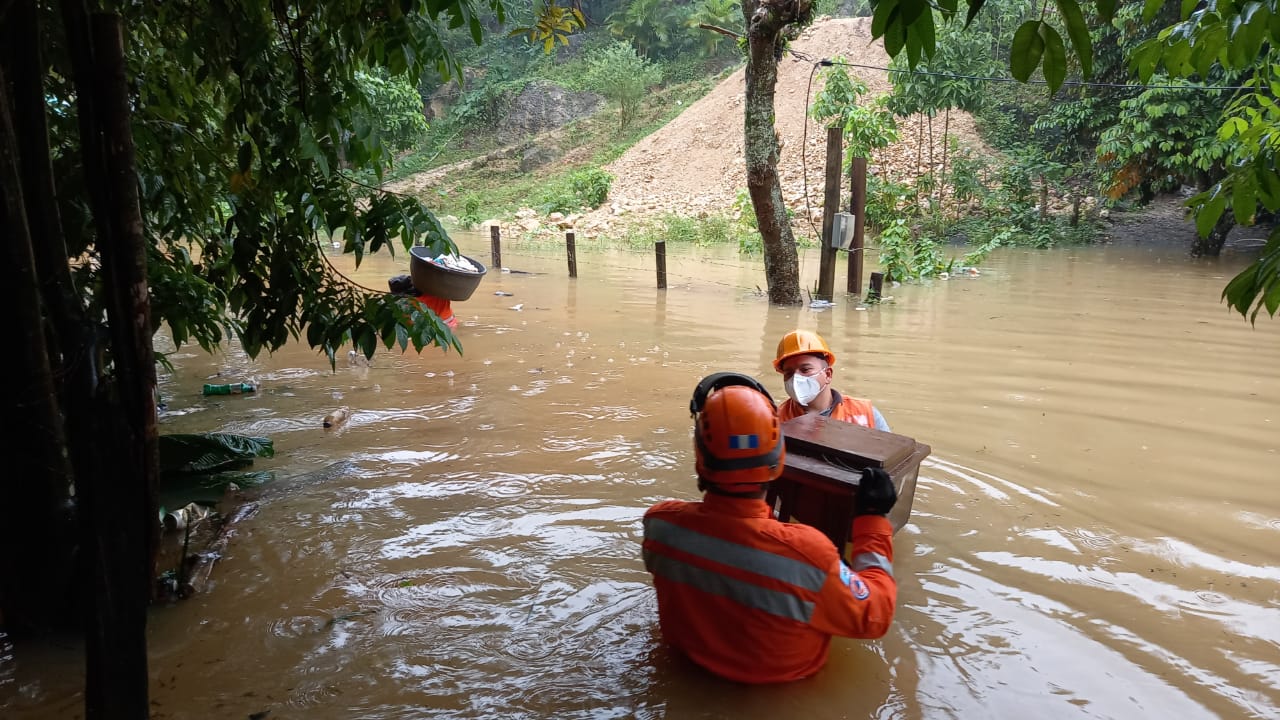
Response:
[767,414,930,552]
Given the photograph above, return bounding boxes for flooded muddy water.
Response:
[3,231,1278,719]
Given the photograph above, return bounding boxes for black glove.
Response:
[853,467,897,517]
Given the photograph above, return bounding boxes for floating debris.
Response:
[323,407,351,429]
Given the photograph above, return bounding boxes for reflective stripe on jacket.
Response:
[778,393,879,428]
[642,494,896,683]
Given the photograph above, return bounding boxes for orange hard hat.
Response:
[773,330,835,372]
[690,373,784,486]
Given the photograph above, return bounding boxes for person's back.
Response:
[642,372,898,683]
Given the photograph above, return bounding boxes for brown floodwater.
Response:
[2,230,1278,719]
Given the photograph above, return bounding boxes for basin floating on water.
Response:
[768,414,930,552]
[408,247,487,301]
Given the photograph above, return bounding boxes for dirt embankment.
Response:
[390,16,990,237]
[573,16,988,236]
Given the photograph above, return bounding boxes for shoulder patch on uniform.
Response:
[852,577,870,600]
[841,564,870,600]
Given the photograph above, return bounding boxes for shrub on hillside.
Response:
[583,41,663,130]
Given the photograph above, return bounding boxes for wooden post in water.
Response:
[655,240,667,289]
[489,225,501,270]
[867,271,884,303]
[566,231,578,278]
[818,126,842,302]
[847,157,867,295]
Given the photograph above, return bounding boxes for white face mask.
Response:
[785,373,823,407]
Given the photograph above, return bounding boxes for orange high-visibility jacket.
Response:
[778,393,877,427]
[415,294,457,329]
[642,494,896,683]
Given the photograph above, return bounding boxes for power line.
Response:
[821,59,1251,91]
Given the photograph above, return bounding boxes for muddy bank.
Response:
[1102,194,1270,257]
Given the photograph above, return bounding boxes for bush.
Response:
[460,195,482,230]
[583,41,663,130]
[529,169,614,214]
[876,219,948,282]
[568,169,613,209]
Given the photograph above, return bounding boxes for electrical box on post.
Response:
[831,212,855,250]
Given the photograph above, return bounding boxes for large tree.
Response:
[742,0,809,304]
[1,0,501,715]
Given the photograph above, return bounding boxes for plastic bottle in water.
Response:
[203,382,256,396]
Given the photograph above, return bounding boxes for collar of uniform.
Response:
[820,389,843,417]
[701,492,772,518]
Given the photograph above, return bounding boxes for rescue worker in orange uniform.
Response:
[388,274,457,329]
[642,372,899,683]
[774,330,890,431]
[414,293,457,329]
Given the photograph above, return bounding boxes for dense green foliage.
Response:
[811,61,900,160]
[354,70,432,153]
[118,1,507,361]
[869,0,1279,319]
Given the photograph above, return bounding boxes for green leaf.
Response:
[905,23,922,67]
[884,13,907,58]
[1197,24,1228,75]
[1011,21,1046,83]
[964,0,988,28]
[872,0,899,39]
[1164,38,1194,76]
[1041,25,1067,92]
[1222,227,1280,320]
[898,0,928,26]
[1256,164,1280,211]
[1233,176,1257,224]
[1195,189,1228,237]
[916,9,936,60]
[1217,116,1246,140]
[1094,0,1116,22]
[159,433,275,475]
[1130,39,1163,83]
[1055,0,1093,78]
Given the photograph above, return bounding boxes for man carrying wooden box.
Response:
[641,372,898,683]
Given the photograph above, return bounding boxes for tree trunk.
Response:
[915,115,923,176]
[743,0,801,305]
[926,113,934,192]
[0,54,76,639]
[1192,213,1234,257]
[940,106,951,209]
[64,7,159,717]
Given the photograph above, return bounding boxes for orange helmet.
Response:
[773,330,835,372]
[690,373,784,486]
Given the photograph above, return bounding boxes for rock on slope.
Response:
[583,16,987,234]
